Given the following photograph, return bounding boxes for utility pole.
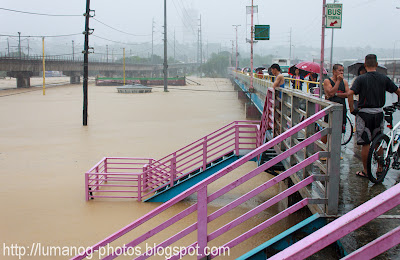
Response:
[329,0,337,69]
[197,22,200,65]
[289,27,292,64]
[320,0,326,98]
[152,18,155,64]
[83,0,94,126]
[7,38,10,56]
[230,40,234,67]
[18,32,21,59]
[174,29,176,61]
[106,45,108,63]
[72,40,75,61]
[27,38,30,57]
[233,25,241,77]
[163,0,168,92]
[42,37,45,95]
[250,0,254,90]
[199,15,203,77]
[123,48,126,85]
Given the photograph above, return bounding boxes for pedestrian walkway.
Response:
[338,140,400,259]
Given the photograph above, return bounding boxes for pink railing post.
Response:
[197,186,208,259]
[142,164,149,192]
[170,152,177,187]
[95,165,99,189]
[203,137,208,171]
[104,158,108,183]
[85,172,89,201]
[235,123,239,155]
[137,175,142,202]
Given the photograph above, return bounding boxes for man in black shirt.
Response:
[347,54,400,178]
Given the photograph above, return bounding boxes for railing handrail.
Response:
[73,106,331,259]
[140,121,260,193]
[155,121,259,163]
[270,182,400,260]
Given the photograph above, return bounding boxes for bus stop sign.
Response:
[326,3,342,29]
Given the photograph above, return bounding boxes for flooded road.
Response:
[0,77,288,259]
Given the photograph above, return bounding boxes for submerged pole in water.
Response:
[83,0,91,125]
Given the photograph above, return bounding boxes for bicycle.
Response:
[367,102,400,183]
[313,113,353,146]
[341,114,353,145]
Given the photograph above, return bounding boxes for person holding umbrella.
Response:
[350,65,367,110]
[291,68,304,90]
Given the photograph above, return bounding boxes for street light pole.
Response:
[233,25,241,78]
[18,32,21,59]
[329,0,337,69]
[250,0,254,90]
[163,0,168,92]
[319,0,327,98]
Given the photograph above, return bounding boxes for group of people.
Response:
[268,54,400,179]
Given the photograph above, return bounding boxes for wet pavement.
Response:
[337,121,400,259]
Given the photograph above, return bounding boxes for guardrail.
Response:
[85,157,154,201]
[270,182,400,259]
[73,105,337,260]
[235,70,342,215]
[85,121,259,201]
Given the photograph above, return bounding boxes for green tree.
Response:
[201,51,230,78]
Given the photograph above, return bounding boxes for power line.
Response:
[92,34,155,46]
[0,33,82,38]
[0,7,81,17]
[92,18,151,37]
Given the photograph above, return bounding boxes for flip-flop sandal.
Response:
[356,171,368,178]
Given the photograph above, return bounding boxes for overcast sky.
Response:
[1,0,400,57]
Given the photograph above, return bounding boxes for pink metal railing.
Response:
[74,108,330,260]
[257,87,274,148]
[270,182,400,260]
[85,157,154,201]
[85,121,259,201]
[139,121,259,199]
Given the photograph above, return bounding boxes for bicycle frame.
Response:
[384,120,400,159]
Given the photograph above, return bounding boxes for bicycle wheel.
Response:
[367,134,391,183]
[341,115,353,145]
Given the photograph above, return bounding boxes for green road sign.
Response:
[326,3,342,28]
[254,25,270,40]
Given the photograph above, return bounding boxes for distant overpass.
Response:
[0,56,199,88]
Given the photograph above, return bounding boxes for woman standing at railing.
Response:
[291,68,304,90]
[309,73,318,94]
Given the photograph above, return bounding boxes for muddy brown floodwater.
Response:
[0,77,290,259]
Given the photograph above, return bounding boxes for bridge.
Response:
[0,56,199,88]
[73,72,399,259]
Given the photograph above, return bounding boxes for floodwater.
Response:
[0,77,289,259]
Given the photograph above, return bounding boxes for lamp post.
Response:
[392,41,400,82]
[233,24,241,78]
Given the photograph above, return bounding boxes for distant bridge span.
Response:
[0,57,199,88]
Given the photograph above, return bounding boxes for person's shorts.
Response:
[356,112,384,145]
